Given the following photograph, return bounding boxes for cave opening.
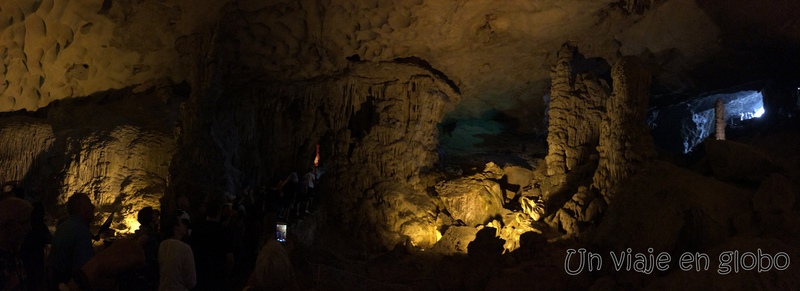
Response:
[650,84,769,155]
[436,108,539,177]
[1,1,800,290]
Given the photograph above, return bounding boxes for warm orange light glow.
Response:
[123,216,140,234]
[314,144,320,167]
[403,221,441,248]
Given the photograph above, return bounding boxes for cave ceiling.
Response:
[1,0,798,131]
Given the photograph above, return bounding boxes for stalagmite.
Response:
[592,56,656,203]
[544,43,610,180]
[715,98,726,140]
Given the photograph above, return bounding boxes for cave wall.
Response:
[0,83,184,233]
[166,58,459,249]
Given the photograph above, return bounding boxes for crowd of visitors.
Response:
[0,167,322,291]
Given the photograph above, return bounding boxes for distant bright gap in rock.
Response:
[682,90,764,153]
[753,106,765,118]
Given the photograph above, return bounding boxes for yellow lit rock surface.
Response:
[0,84,181,234]
[0,0,732,127]
[0,0,225,111]
[0,1,798,289]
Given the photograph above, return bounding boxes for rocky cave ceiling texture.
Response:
[2,0,798,119]
[1,0,800,289]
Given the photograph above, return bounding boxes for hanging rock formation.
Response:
[592,56,656,203]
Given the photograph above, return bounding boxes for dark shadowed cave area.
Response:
[1,0,800,290]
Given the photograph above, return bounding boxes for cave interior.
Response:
[1,0,800,290]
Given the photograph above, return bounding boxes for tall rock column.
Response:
[592,56,655,203]
[715,98,726,140]
[545,44,610,181]
[545,45,574,177]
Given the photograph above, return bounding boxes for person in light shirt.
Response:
[158,210,195,291]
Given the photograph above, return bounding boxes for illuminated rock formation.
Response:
[544,44,610,180]
[592,56,656,203]
[715,98,726,140]
[0,0,224,112]
[0,119,54,185]
[492,212,541,253]
[431,226,478,254]
[167,60,459,249]
[0,85,181,233]
[550,186,606,234]
[436,175,505,227]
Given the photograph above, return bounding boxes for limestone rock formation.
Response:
[0,119,54,185]
[492,212,541,253]
[502,165,533,189]
[548,186,606,235]
[0,0,225,112]
[167,60,459,250]
[519,195,545,221]
[715,98,726,140]
[545,44,610,180]
[436,176,504,227]
[431,226,479,255]
[0,0,740,136]
[360,181,440,249]
[592,56,656,203]
[0,85,181,234]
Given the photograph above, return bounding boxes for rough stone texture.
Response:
[549,186,606,235]
[362,181,440,249]
[545,44,610,177]
[0,119,54,184]
[650,88,764,154]
[2,0,774,134]
[502,165,533,189]
[0,84,181,233]
[167,59,459,249]
[494,211,541,253]
[519,195,545,221]
[431,226,479,255]
[435,173,505,227]
[715,98,726,140]
[0,0,225,111]
[592,56,656,203]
